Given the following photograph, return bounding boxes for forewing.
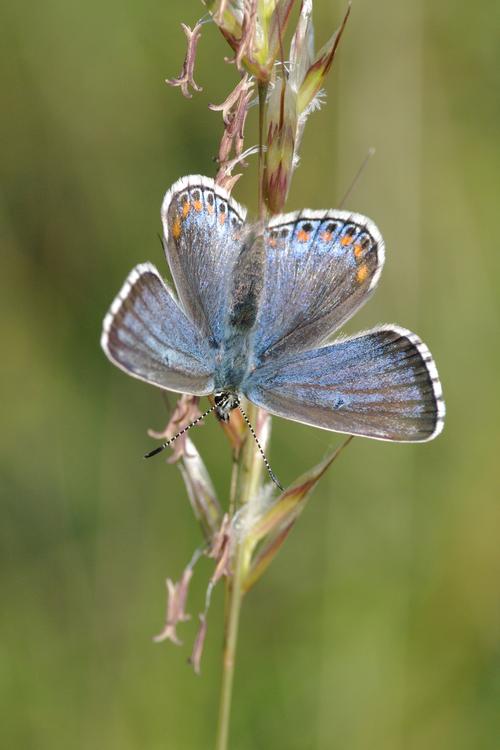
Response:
[101,263,215,395]
[253,210,384,362]
[245,326,445,442]
[162,175,247,345]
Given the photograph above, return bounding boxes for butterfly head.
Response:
[214,391,240,422]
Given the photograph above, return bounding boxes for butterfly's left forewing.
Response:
[252,210,384,363]
[244,326,445,442]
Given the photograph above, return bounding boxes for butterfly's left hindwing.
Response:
[101,263,215,395]
[244,326,445,442]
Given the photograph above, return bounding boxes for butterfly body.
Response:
[213,228,265,392]
[101,175,445,444]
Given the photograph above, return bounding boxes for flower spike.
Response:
[166,21,204,98]
[206,0,298,81]
[263,2,351,212]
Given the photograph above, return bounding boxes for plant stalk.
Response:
[215,404,263,750]
[214,541,246,750]
[215,74,269,750]
[257,80,268,222]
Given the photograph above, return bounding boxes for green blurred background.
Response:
[2,1,499,748]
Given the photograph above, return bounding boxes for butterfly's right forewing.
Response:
[162,175,247,345]
[101,263,215,396]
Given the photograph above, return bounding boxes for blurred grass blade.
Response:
[243,435,353,591]
[179,437,222,540]
[243,521,294,592]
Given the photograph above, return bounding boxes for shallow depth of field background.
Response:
[1,1,499,748]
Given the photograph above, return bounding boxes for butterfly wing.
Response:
[252,210,384,362]
[101,263,215,395]
[244,326,445,442]
[161,175,247,345]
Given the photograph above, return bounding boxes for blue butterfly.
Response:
[101,175,445,452]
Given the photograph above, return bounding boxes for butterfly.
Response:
[101,174,445,459]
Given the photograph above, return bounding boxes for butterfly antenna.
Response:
[157,232,165,251]
[144,403,217,459]
[338,147,375,209]
[237,404,284,491]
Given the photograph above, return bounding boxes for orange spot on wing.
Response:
[354,243,363,259]
[193,200,202,212]
[172,215,182,240]
[218,212,226,225]
[182,201,191,218]
[341,234,354,246]
[321,231,332,242]
[297,229,310,242]
[356,264,369,283]
[269,238,277,248]
[207,203,214,215]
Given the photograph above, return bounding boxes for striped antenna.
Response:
[144,403,217,458]
[238,404,284,491]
